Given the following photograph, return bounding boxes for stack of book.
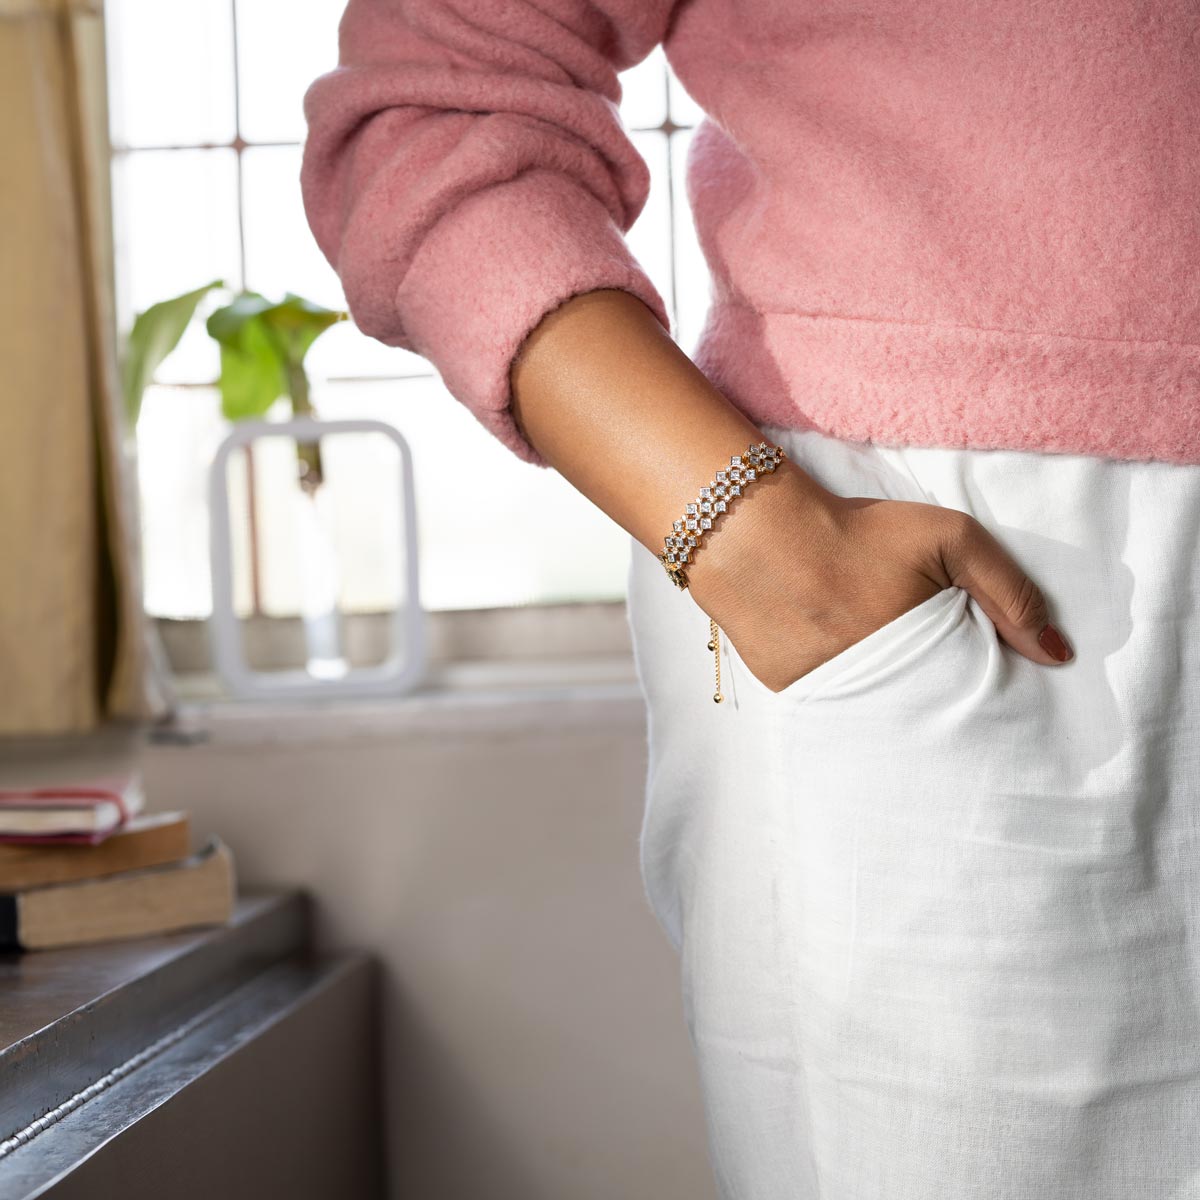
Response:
[0,755,235,952]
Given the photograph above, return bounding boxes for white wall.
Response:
[145,683,718,1200]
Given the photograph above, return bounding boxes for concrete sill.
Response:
[156,655,648,748]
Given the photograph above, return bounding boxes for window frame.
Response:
[107,2,701,673]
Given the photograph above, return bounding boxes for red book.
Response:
[0,775,145,845]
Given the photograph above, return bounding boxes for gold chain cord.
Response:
[708,617,723,704]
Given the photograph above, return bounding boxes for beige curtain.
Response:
[0,0,165,734]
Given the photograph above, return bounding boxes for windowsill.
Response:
[155,601,635,671]
[154,654,648,748]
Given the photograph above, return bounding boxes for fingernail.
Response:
[1037,623,1073,662]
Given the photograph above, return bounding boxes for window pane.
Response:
[106,0,235,148]
[241,145,340,306]
[668,62,706,128]
[619,45,668,130]
[224,426,408,618]
[236,0,343,144]
[306,319,434,382]
[112,149,240,383]
[670,127,712,355]
[137,386,227,618]
[626,130,673,323]
[316,381,632,612]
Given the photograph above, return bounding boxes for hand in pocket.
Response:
[685,465,1074,694]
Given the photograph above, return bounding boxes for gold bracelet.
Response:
[658,441,786,703]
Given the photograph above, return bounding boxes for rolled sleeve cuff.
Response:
[394,167,673,468]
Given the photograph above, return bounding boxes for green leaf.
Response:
[205,291,277,343]
[207,291,346,422]
[263,293,346,367]
[122,280,223,426]
[208,296,288,421]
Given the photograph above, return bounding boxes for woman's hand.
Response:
[686,463,1073,694]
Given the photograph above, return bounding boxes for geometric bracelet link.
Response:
[658,440,786,591]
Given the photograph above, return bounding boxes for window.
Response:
[106,1,709,620]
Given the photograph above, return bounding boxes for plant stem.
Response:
[287,361,324,493]
[244,443,264,615]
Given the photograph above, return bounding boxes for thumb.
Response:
[939,513,1074,665]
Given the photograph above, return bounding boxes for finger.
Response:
[938,512,1074,665]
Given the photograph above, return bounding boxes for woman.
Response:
[302,1,1200,1194]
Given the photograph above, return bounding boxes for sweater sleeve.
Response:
[300,0,678,468]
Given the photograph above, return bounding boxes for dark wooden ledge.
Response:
[0,893,383,1199]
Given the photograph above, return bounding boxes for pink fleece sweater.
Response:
[301,0,1200,469]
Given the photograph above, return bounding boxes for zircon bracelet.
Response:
[658,441,786,702]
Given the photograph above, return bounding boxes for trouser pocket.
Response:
[727,584,974,705]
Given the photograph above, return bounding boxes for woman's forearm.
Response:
[508,288,836,599]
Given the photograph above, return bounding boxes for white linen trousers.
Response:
[626,423,1200,1199]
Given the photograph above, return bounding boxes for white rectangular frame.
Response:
[208,417,427,699]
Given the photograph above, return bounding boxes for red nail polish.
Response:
[1038,623,1072,662]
